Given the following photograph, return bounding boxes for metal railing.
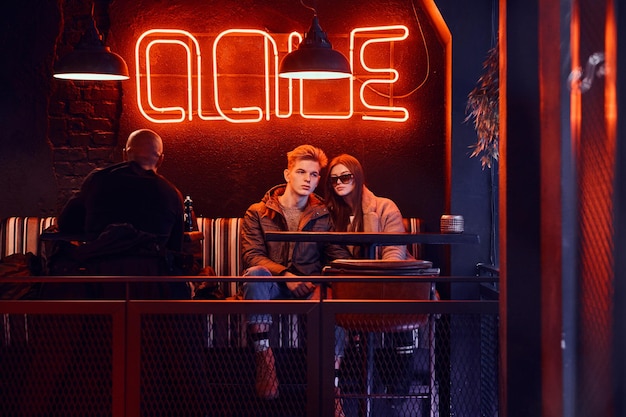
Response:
[0,275,499,417]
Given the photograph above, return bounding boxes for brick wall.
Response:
[49,0,124,211]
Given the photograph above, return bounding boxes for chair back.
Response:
[326,259,437,332]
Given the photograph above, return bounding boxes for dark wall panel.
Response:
[110,0,448,227]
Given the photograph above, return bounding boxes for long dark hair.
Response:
[324,154,365,232]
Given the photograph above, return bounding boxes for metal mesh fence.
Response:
[575,1,614,414]
[334,315,436,417]
[0,314,113,417]
[1,301,498,417]
[138,313,309,417]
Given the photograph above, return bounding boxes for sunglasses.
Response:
[330,173,354,185]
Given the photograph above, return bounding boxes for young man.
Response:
[240,144,349,403]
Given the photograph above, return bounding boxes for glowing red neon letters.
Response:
[135,26,410,124]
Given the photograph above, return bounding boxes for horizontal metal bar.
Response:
[265,231,480,245]
[0,298,499,315]
[0,274,498,283]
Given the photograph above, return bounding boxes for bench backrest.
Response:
[1,216,422,288]
[0,217,57,259]
[199,217,423,272]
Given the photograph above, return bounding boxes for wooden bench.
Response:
[1,216,423,298]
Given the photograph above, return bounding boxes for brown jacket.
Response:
[240,184,350,275]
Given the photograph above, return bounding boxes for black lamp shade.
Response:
[279,16,351,80]
[53,15,129,81]
[54,46,129,81]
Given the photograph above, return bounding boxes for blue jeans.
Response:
[242,265,346,357]
[242,266,293,325]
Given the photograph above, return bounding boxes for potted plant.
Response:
[465,42,499,269]
[465,43,499,169]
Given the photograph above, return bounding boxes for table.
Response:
[265,231,479,259]
[265,231,481,415]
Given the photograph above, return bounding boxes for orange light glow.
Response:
[135,25,412,123]
[276,32,302,119]
[351,25,410,122]
[297,28,353,120]
[136,29,203,123]
[212,29,279,123]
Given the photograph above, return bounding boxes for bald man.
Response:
[123,128,165,171]
[56,129,187,298]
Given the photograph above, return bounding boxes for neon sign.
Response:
[135,25,411,124]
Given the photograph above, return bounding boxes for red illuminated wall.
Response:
[107,0,449,227]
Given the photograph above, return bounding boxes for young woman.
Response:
[326,155,422,411]
[324,153,409,260]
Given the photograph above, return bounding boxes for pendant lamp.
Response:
[279,14,351,80]
[53,5,129,81]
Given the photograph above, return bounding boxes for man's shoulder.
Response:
[154,172,181,191]
[80,162,126,189]
[88,162,141,185]
[245,199,271,218]
[303,194,330,215]
[246,184,283,211]
[99,161,132,174]
[308,193,327,207]
[155,175,184,205]
[84,162,123,178]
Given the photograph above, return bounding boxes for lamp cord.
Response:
[295,0,431,99]
[88,1,105,44]
[356,0,430,99]
[300,0,317,15]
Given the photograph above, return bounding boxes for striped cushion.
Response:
[0,217,56,259]
[211,218,242,297]
[403,217,422,259]
[1,216,423,275]
[196,217,214,269]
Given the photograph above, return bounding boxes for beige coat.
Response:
[359,186,409,260]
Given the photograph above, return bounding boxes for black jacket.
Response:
[58,161,184,252]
